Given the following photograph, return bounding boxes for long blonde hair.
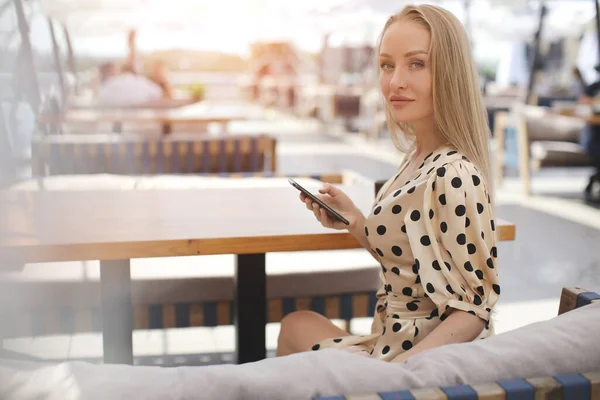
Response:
[378,5,492,196]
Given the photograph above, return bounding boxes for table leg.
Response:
[234,253,266,364]
[161,123,172,135]
[100,259,133,364]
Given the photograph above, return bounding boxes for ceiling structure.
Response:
[38,0,595,43]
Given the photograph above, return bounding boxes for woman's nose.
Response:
[390,69,408,90]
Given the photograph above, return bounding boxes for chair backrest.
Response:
[512,103,585,143]
[31,133,277,176]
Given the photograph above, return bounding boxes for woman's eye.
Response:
[380,63,394,70]
[410,61,425,68]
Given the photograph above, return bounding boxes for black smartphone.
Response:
[288,178,350,225]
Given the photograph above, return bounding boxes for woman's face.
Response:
[379,20,434,125]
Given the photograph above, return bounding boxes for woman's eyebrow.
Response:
[379,50,428,58]
[404,50,428,57]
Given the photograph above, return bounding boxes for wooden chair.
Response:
[495,104,590,195]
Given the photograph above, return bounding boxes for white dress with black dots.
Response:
[311,144,500,361]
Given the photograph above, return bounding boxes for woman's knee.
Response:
[280,311,321,335]
[277,311,321,356]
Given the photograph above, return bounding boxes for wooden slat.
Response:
[148,141,158,174]
[189,304,203,327]
[470,382,507,399]
[268,299,283,323]
[526,376,562,400]
[345,394,383,400]
[162,304,176,328]
[134,305,149,329]
[558,287,589,315]
[295,297,312,311]
[581,372,600,400]
[410,387,448,399]
[163,141,173,174]
[192,141,202,172]
[217,301,230,326]
[270,137,277,172]
[352,294,369,318]
[325,296,341,319]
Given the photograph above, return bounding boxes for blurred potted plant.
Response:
[188,83,205,101]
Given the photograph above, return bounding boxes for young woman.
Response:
[276,4,500,363]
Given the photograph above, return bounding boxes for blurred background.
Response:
[0,0,599,367]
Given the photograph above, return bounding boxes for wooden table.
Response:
[38,101,260,134]
[0,186,516,364]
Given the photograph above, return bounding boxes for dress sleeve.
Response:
[406,160,500,323]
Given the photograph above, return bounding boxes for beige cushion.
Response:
[531,141,594,167]
[522,106,585,142]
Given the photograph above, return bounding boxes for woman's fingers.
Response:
[305,197,314,211]
[312,202,321,220]
[298,190,340,229]
[319,207,332,228]
[318,183,342,197]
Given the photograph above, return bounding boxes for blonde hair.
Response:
[378,5,492,197]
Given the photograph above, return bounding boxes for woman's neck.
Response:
[411,117,447,158]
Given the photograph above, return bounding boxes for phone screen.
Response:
[288,178,350,225]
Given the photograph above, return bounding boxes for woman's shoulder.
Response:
[425,148,487,192]
[424,146,478,177]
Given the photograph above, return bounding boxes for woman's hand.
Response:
[300,183,364,231]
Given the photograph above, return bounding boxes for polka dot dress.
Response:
[312,144,500,361]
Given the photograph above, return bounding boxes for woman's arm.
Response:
[348,214,372,253]
[303,184,378,260]
[390,310,485,363]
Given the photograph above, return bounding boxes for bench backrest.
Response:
[31,133,277,176]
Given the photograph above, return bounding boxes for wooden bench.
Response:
[31,133,277,176]
[308,286,600,400]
